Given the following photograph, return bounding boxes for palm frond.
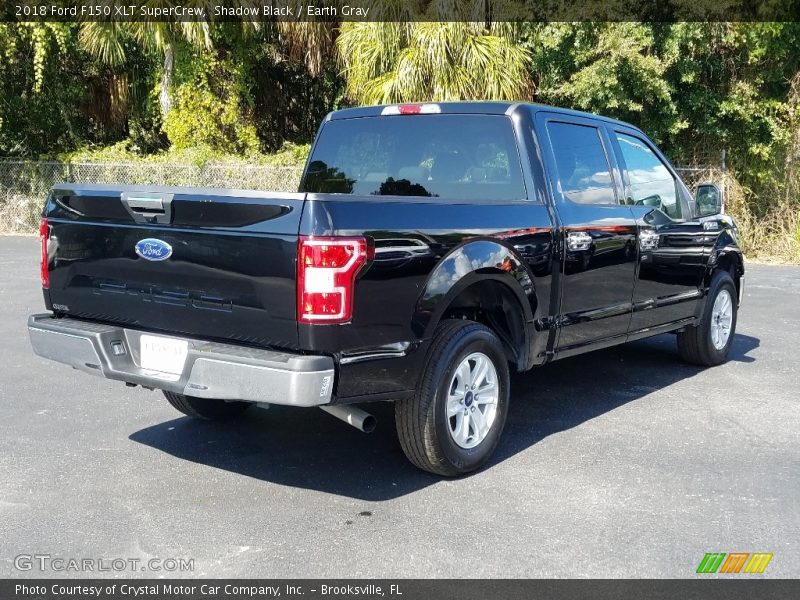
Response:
[338,20,532,104]
[277,22,335,77]
[78,22,126,66]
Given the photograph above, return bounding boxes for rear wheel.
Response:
[395,319,510,476]
[677,270,738,366]
[163,391,251,420]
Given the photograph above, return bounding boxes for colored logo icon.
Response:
[696,553,773,574]
[135,238,173,261]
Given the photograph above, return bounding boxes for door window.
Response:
[546,121,617,205]
[615,132,680,218]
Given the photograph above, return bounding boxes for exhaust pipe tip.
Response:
[361,414,377,434]
[321,404,376,434]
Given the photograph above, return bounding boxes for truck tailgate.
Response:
[43,184,304,350]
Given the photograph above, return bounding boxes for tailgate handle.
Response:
[127,197,163,212]
[121,192,174,225]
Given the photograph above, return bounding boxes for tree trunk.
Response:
[159,43,174,119]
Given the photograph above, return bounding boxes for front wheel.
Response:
[395,320,510,476]
[677,270,738,366]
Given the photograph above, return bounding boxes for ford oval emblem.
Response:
[135,238,173,261]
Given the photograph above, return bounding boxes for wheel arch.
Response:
[706,243,744,304]
[413,240,537,371]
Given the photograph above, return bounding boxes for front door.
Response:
[608,129,708,332]
[536,114,638,355]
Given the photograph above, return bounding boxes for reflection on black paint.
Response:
[373,178,435,197]
[303,161,355,193]
[630,206,710,329]
[299,198,557,398]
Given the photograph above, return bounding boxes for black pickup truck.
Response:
[29,102,743,476]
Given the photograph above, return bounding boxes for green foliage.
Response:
[247,58,345,152]
[78,18,211,66]
[663,23,796,180]
[161,47,259,155]
[0,23,90,156]
[17,23,72,93]
[215,21,346,152]
[524,23,683,143]
[338,20,531,103]
[2,19,800,259]
[521,22,800,198]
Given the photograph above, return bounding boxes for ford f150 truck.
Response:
[28,102,744,476]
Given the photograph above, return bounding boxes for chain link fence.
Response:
[0,160,304,233]
[0,159,726,234]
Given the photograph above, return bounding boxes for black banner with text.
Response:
[4,0,800,23]
[4,579,800,600]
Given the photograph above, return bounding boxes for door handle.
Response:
[566,231,592,252]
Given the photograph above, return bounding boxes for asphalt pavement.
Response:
[1,235,797,578]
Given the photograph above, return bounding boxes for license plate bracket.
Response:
[139,334,189,375]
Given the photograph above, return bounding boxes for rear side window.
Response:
[615,132,681,219]
[546,121,617,205]
[302,115,526,201]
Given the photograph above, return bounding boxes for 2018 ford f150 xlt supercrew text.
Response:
[28,102,743,475]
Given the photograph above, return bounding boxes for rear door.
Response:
[536,113,638,355]
[44,184,304,350]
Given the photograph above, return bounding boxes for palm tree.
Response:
[79,11,211,118]
[336,3,532,104]
[275,22,336,78]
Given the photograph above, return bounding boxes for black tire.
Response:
[677,270,738,366]
[162,391,251,420]
[395,319,510,477]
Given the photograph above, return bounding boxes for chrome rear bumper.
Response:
[28,314,335,406]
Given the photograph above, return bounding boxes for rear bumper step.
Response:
[27,314,335,407]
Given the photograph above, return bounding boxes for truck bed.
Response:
[42,184,305,350]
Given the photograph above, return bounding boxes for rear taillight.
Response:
[297,236,369,324]
[39,218,50,289]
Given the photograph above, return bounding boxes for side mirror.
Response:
[695,183,723,217]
